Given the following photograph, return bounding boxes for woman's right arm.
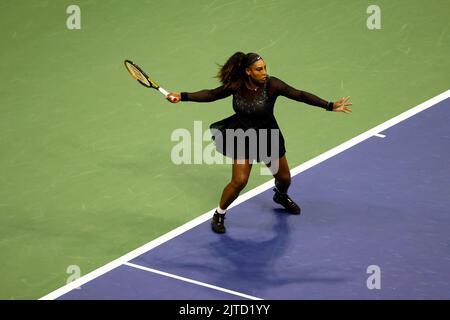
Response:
[167,86,232,103]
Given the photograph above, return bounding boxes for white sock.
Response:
[216,206,227,214]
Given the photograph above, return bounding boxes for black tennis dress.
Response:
[181,76,333,163]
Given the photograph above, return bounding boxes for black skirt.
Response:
[209,114,286,163]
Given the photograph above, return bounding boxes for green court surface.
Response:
[0,0,449,299]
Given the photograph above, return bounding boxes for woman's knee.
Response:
[230,174,249,190]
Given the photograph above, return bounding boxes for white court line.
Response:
[40,89,449,300]
[124,262,262,300]
[374,133,386,138]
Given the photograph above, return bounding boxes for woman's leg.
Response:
[219,159,253,209]
[269,156,291,194]
[267,156,301,214]
[212,159,252,234]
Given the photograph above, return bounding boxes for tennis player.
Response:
[168,52,352,233]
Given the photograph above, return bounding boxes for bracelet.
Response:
[326,101,334,111]
[180,92,188,101]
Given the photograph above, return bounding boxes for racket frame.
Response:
[124,59,171,99]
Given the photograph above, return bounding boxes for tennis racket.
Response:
[124,59,176,102]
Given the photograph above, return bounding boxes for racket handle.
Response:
[158,87,177,102]
[158,87,169,96]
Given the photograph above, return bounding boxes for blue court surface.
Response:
[56,97,450,300]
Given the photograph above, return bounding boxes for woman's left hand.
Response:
[333,97,352,113]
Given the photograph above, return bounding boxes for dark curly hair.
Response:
[216,52,262,90]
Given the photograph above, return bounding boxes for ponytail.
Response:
[216,52,247,90]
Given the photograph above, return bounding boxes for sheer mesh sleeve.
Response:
[181,85,232,102]
[270,76,333,110]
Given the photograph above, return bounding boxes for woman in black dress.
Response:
[168,52,352,233]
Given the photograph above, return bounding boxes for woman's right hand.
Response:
[167,92,181,103]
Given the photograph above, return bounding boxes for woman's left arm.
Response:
[271,77,352,113]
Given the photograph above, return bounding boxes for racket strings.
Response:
[125,62,151,87]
